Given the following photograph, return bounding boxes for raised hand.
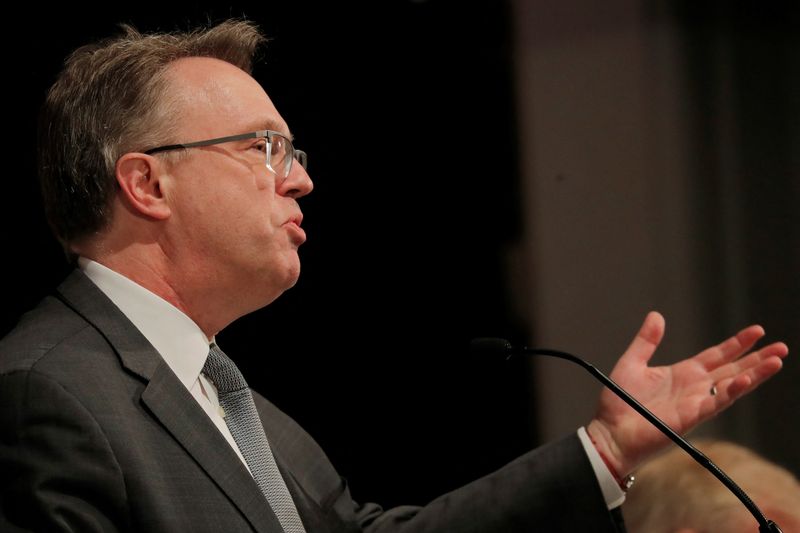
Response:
[587,311,788,477]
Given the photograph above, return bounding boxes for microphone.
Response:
[470,337,783,533]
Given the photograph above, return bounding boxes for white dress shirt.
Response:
[578,427,626,508]
[79,257,251,474]
[79,257,623,507]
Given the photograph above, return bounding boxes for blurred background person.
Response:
[623,439,800,532]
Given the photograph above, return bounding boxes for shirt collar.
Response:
[78,257,211,391]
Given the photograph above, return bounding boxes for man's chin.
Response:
[264,263,302,299]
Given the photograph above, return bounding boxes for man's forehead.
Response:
[164,57,289,137]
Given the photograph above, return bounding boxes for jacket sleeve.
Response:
[353,434,625,533]
[0,370,130,533]
[255,390,624,533]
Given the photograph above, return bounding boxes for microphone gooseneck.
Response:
[470,337,783,533]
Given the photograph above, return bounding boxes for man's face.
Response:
[157,57,313,315]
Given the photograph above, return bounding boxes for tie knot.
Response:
[203,344,248,393]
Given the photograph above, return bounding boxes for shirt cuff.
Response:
[577,426,626,509]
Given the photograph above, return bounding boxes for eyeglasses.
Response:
[143,130,307,179]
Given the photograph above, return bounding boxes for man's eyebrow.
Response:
[246,118,293,140]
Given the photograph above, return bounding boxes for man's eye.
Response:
[252,141,268,153]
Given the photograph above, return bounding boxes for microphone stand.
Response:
[471,338,783,533]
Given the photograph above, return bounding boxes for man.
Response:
[0,20,789,532]
[623,440,800,532]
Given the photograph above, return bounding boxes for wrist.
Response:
[587,420,633,490]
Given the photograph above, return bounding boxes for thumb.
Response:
[622,311,666,365]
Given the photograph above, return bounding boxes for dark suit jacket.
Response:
[1,270,624,532]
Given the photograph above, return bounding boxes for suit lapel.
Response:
[56,270,284,533]
[142,365,283,533]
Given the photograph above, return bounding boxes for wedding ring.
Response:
[710,385,718,396]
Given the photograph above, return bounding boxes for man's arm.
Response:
[0,370,130,532]
[353,312,787,532]
[255,391,622,533]
[354,434,623,533]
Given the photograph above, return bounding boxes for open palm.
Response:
[588,311,788,476]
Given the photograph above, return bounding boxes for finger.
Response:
[621,311,665,364]
[715,356,784,403]
[710,341,789,381]
[763,341,790,360]
[695,325,765,371]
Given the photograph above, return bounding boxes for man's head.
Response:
[39,20,266,250]
[623,440,800,533]
[40,21,313,334]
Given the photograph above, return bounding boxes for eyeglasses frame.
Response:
[142,129,307,177]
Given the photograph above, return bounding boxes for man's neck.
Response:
[81,249,227,338]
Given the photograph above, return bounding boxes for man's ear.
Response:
[115,153,171,220]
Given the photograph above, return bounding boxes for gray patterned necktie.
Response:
[203,344,306,533]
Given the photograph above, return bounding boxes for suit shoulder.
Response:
[0,294,96,374]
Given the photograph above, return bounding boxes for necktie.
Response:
[203,344,306,533]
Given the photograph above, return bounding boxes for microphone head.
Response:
[470,337,514,357]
